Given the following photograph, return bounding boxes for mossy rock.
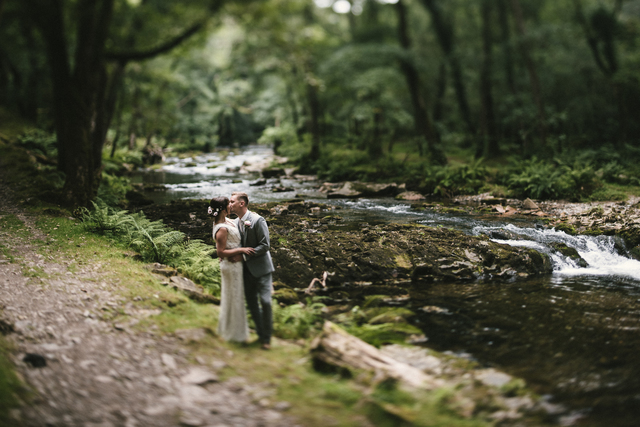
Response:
[619,225,640,249]
[273,287,300,305]
[549,243,588,268]
[554,222,577,235]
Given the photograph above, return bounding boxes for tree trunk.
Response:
[433,62,447,123]
[34,0,114,207]
[369,108,383,159]
[572,0,627,143]
[479,0,499,159]
[306,78,321,161]
[33,0,207,207]
[510,0,546,152]
[420,0,475,136]
[498,0,516,95]
[395,0,446,164]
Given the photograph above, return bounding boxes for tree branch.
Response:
[105,22,204,63]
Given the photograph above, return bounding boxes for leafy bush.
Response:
[314,146,372,182]
[16,129,57,158]
[97,173,132,207]
[258,124,303,157]
[272,298,326,339]
[506,157,601,201]
[423,159,489,198]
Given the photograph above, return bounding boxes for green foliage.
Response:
[344,322,423,347]
[80,201,131,235]
[505,157,602,201]
[335,300,422,347]
[588,187,628,202]
[272,298,326,340]
[80,202,221,293]
[259,125,308,162]
[314,146,372,181]
[16,129,57,158]
[423,160,490,198]
[0,336,23,425]
[174,240,221,293]
[97,173,133,207]
[103,147,145,173]
[124,213,185,264]
[0,143,65,205]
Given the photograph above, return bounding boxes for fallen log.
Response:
[310,321,445,390]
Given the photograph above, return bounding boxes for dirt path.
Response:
[0,183,297,427]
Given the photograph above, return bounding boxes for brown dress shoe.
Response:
[261,343,271,350]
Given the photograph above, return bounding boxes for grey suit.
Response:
[238,211,274,344]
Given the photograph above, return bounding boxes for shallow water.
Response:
[135,147,640,426]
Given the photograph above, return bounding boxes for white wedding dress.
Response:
[213,219,249,342]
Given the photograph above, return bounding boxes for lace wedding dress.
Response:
[213,219,249,342]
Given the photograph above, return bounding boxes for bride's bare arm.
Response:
[215,227,255,258]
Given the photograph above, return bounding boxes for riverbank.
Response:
[0,184,567,424]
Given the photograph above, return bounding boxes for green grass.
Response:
[0,331,30,425]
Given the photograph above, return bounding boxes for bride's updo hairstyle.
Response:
[208,197,229,224]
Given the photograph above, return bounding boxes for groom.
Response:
[228,192,274,350]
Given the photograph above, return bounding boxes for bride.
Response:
[209,197,254,342]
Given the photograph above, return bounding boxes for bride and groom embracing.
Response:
[209,192,274,350]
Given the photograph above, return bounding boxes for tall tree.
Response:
[509,0,546,152]
[479,0,499,158]
[395,0,446,164]
[419,0,475,136]
[30,0,215,207]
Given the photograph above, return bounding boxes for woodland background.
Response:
[1,0,640,206]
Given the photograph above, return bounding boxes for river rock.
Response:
[326,182,362,199]
[267,217,552,289]
[326,181,401,199]
[262,167,286,178]
[142,144,165,165]
[548,243,588,267]
[522,198,539,210]
[396,191,426,201]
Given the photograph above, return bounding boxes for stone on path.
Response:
[161,353,177,370]
[181,367,219,385]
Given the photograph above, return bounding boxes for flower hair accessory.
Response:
[207,206,213,215]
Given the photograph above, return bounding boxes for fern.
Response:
[80,200,131,235]
[174,240,221,294]
[81,202,223,295]
[272,298,326,340]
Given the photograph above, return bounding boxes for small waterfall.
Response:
[473,223,640,282]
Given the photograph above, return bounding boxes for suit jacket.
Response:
[237,211,275,278]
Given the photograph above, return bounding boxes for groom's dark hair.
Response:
[232,191,249,206]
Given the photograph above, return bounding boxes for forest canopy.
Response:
[1,0,640,205]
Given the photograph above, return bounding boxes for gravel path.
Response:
[0,182,298,427]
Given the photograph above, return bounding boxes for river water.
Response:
[133,147,640,426]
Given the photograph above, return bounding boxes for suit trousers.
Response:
[243,265,272,344]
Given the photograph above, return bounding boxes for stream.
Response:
[133,147,640,426]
